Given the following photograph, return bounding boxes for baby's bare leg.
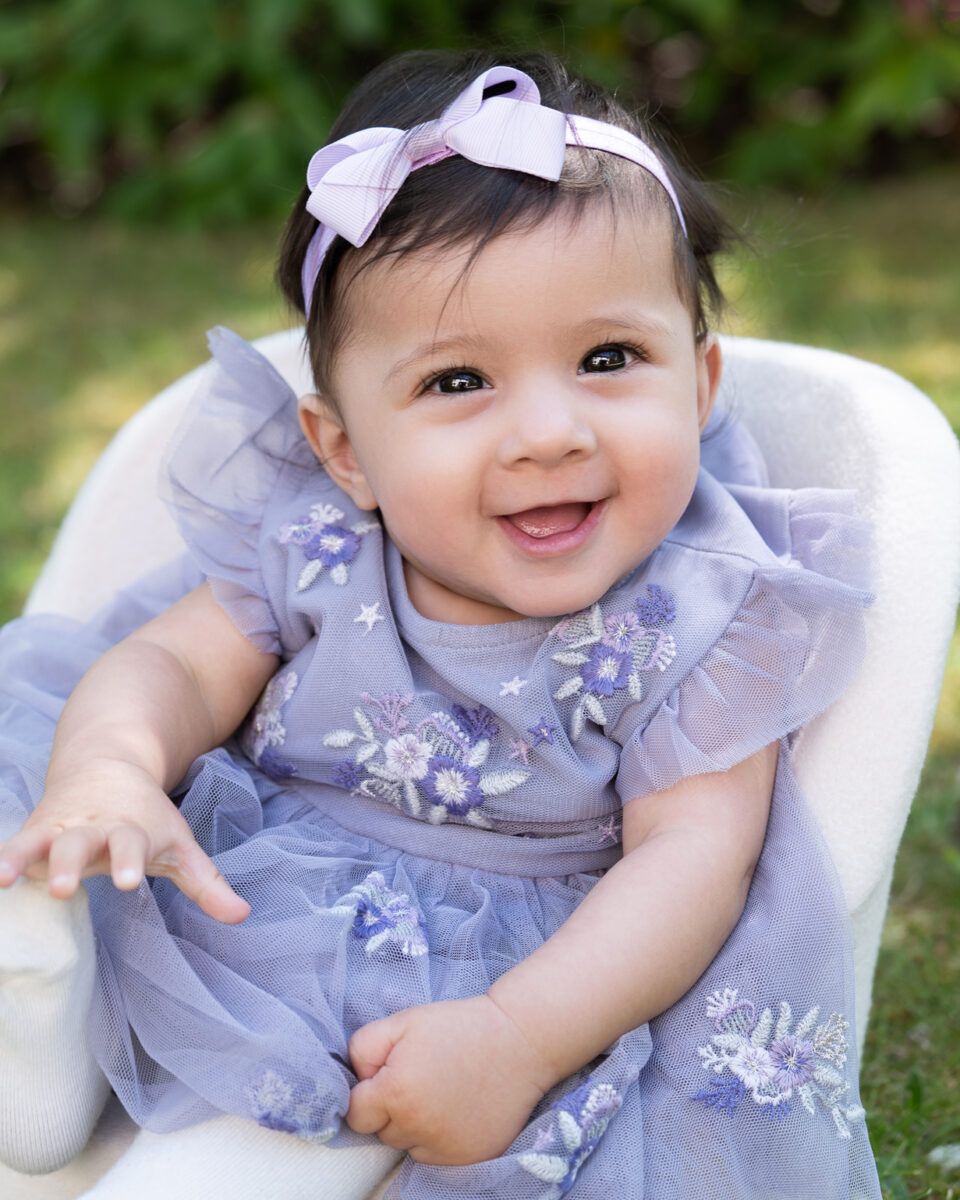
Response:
[77,1117,403,1199]
[0,878,110,1173]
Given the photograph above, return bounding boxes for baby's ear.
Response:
[696,334,722,433]
[297,394,378,511]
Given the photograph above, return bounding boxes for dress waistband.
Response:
[293,783,622,877]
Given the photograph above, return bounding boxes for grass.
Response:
[1,170,958,1197]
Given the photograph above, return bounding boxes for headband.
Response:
[300,65,687,316]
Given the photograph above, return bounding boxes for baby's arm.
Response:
[0,583,277,922]
[346,742,777,1164]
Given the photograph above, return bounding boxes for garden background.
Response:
[1,2,959,1196]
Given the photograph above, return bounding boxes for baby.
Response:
[0,48,880,1200]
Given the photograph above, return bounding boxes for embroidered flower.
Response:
[246,1069,337,1142]
[323,697,529,826]
[243,670,298,779]
[635,583,675,626]
[422,755,483,815]
[518,1078,623,1195]
[550,589,678,739]
[451,704,500,743]
[383,734,431,780]
[729,1044,776,1091]
[770,1034,816,1090]
[581,645,630,697]
[333,760,363,790]
[329,871,428,956]
[279,502,379,591]
[528,719,559,747]
[601,612,642,652]
[692,987,866,1138]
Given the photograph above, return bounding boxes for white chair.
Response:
[5,329,959,1199]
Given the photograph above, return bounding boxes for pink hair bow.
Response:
[301,66,686,314]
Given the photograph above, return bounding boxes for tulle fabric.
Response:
[0,328,884,1197]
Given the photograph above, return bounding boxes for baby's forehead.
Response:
[345,199,688,322]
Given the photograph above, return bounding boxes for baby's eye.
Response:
[424,369,487,394]
[580,345,639,373]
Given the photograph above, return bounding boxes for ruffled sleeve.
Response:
[160,327,318,657]
[614,485,873,803]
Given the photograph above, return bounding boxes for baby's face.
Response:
[301,202,720,624]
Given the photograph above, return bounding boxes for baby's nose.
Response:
[497,392,598,468]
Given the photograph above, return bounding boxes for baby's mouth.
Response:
[504,502,592,539]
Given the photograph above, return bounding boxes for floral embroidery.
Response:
[242,670,298,779]
[692,987,866,1138]
[323,695,529,826]
[279,502,379,591]
[550,586,677,740]
[518,1078,623,1195]
[245,1069,336,1141]
[527,719,559,747]
[329,870,428,956]
[596,816,621,845]
[500,675,529,697]
[509,737,532,764]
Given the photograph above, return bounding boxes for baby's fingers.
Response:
[107,825,150,891]
[164,842,250,925]
[346,1076,393,1138]
[47,826,108,897]
[0,825,58,886]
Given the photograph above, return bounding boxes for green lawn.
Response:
[1,170,958,1197]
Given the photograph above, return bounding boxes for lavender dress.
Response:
[0,329,882,1199]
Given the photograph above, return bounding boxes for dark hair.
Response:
[276,48,739,397]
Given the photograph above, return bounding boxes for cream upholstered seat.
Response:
[6,328,960,1199]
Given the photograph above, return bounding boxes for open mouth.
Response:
[497,499,606,555]
[505,501,593,539]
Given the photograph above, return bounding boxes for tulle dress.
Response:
[0,328,883,1199]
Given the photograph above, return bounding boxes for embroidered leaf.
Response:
[630,630,661,671]
[751,1007,774,1048]
[479,769,529,796]
[697,1046,729,1073]
[774,1001,792,1042]
[588,603,604,638]
[797,1083,817,1116]
[466,809,492,828]
[582,693,607,724]
[552,651,590,667]
[466,739,490,769]
[814,1064,844,1090]
[323,730,357,748]
[832,1107,852,1140]
[571,703,585,741]
[554,675,584,701]
[331,563,348,586]
[794,1005,821,1040]
[352,520,380,535]
[403,778,421,815]
[428,804,447,824]
[713,1033,748,1052]
[355,741,380,764]
[354,708,375,741]
[365,931,390,955]
[516,1153,569,1184]
[627,672,644,701]
[556,1110,584,1155]
[365,762,395,780]
[297,560,323,592]
[657,635,678,671]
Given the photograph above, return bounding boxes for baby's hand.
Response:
[0,757,249,925]
[346,995,553,1166]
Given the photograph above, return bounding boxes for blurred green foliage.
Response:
[1,0,958,222]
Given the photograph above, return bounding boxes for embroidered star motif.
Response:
[597,816,620,845]
[499,676,529,697]
[508,737,532,764]
[353,602,384,634]
[527,719,558,747]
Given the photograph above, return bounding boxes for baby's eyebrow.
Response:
[384,335,487,383]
